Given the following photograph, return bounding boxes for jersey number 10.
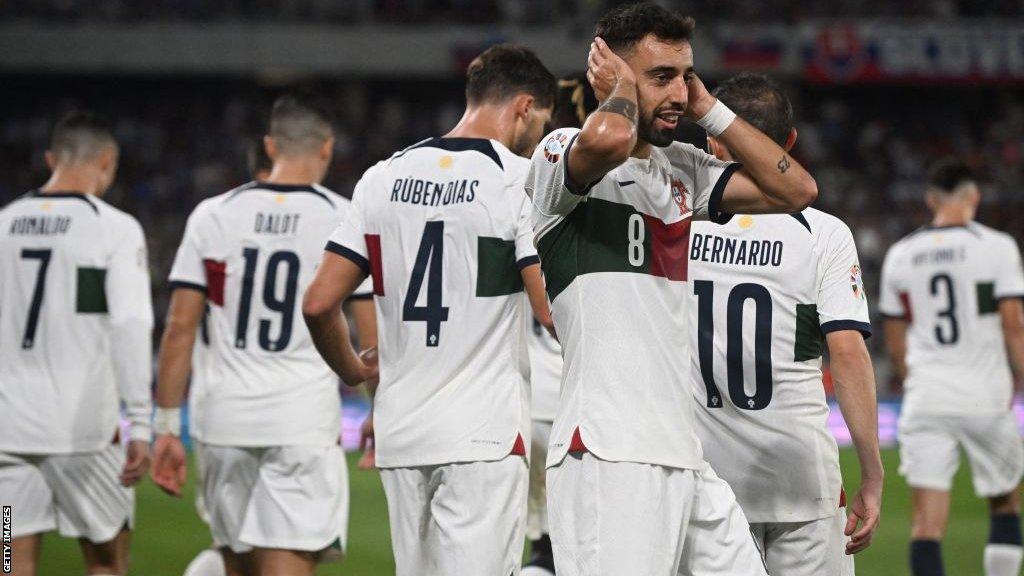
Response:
[693,280,774,410]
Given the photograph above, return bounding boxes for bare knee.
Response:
[79,529,130,575]
[990,490,1020,516]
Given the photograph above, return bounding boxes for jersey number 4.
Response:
[693,280,774,410]
[20,248,52,349]
[403,221,449,347]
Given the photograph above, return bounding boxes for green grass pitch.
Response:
[37,449,994,575]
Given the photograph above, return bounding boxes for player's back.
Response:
[333,137,535,467]
[169,182,351,447]
[0,190,150,453]
[880,222,1023,415]
[688,208,870,522]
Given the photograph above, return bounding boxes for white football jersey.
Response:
[525,293,562,423]
[328,137,537,468]
[880,222,1024,416]
[526,130,740,470]
[169,182,370,447]
[688,208,871,523]
[0,190,153,453]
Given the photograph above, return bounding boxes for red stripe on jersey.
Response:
[568,427,588,453]
[203,259,227,306]
[365,234,384,296]
[644,215,691,281]
[510,433,527,456]
[899,291,913,323]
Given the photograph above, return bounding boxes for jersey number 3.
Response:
[694,280,774,410]
[403,221,449,347]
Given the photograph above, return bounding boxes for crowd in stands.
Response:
[2,75,1022,395]
[1,0,1021,24]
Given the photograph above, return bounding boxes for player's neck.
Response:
[39,167,101,196]
[631,140,653,160]
[446,106,513,151]
[263,160,323,187]
[931,205,974,228]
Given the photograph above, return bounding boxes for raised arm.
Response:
[827,330,883,554]
[684,76,817,214]
[302,251,375,387]
[568,37,639,188]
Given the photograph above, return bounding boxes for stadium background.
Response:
[1,1,1022,574]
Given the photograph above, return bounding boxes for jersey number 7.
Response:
[20,248,52,350]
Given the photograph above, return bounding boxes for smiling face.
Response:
[622,35,694,147]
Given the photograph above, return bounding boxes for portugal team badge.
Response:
[670,177,690,215]
[543,133,568,163]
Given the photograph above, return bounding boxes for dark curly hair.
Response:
[595,2,695,54]
[465,44,556,109]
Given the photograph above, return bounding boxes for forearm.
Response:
[831,348,884,481]
[305,308,365,386]
[521,263,553,330]
[156,323,195,409]
[111,318,154,441]
[716,115,817,212]
[1005,329,1024,382]
[570,79,638,184]
[883,320,908,381]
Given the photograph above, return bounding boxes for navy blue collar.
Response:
[23,189,98,213]
[408,137,504,170]
[228,181,335,208]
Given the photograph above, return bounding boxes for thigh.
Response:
[379,466,433,576]
[898,416,960,492]
[41,445,132,544]
[240,445,347,555]
[430,456,528,576]
[201,445,260,554]
[547,453,695,576]
[0,453,55,539]
[527,420,552,540]
[763,513,854,576]
[681,465,767,576]
[960,413,1024,498]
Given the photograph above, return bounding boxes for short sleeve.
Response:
[664,142,740,225]
[816,222,871,337]
[107,218,154,327]
[877,244,907,319]
[525,128,590,218]
[326,174,371,274]
[168,204,214,292]
[995,236,1024,300]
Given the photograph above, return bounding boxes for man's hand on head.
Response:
[587,37,636,102]
[683,73,717,121]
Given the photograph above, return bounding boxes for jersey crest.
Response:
[850,264,865,300]
[670,177,690,216]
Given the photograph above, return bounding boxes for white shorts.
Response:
[547,453,767,576]
[899,412,1024,497]
[380,455,528,576]
[0,445,133,543]
[751,510,855,576]
[200,444,348,556]
[527,420,552,541]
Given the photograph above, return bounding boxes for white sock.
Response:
[985,543,1023,576]
[183,548,227,576]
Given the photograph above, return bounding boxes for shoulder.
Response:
[312,184,350,210]
[532,128,582,165]
[805,207,853,239]
[972,222,1017,247]
[661,141,710,166]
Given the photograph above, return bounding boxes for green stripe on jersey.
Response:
[476,237,523,297]
[794,303,823,361]
[537,197,651,301]
[76,267,108,313]
[977,282,997,315]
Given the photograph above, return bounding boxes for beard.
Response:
[639,108,679,148]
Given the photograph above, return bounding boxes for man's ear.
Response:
[263,135,278,161]
[784,127,798,152]
[514,94,535,119]
[321,136,335,160]
[924,190,940,212]
[44,150,57,171]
